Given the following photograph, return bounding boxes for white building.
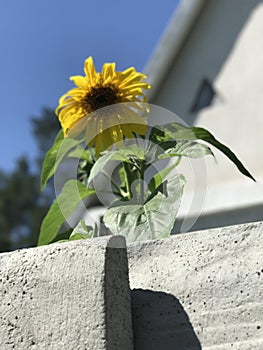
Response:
[145,0,263,232]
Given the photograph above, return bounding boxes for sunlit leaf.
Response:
[41,131,88,190]
[192,127,255,181]
[150,122,255,181]
[38,180,95,246]
[149,122,195,145]
[69,220,99,240]
[87,145,145,185]
[41,130,64,190]
[103,174,185,243]
[67,147,92,161]
[148,162,180,193]
[158,140,213,159]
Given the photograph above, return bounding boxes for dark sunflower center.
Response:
[86,86,119,111]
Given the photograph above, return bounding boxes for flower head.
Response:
[56,57,151,155]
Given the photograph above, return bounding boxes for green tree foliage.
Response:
[31,107,61,169]
[0,108,60,252]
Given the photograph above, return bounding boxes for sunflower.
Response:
[56,56,151,155]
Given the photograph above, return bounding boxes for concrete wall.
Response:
[128,221,263,349]
[0,236,133,350]
[0,221,262,349]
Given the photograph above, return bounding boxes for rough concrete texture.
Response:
[128,221,263,350]
[0,236,133,350]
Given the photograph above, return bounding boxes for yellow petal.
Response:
[68,116,87,138]
[70,75,89,89]
[128,123,147,136]
[120,67,136,79]
[57,97,75,108]
[102,62,116,82]
[113,123,124,144]
[121,82,151,92]
[55,97,75,116]
[85,114,99,146]
[118,105,147,127]
[120,123,135,138]
[59,88,86,103]
[84,56,97,84]
[94,132,104,156]
[118,72,147,87]
[58,103,78,122]
[61,110,86,134]
[101,127,114,151]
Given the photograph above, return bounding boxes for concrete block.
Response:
[0,236,133,350]
[128,221,263,349]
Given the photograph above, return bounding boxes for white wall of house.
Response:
[146,0,263,232]
[147,0,261,123]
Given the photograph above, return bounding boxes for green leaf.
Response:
[87,145,145,185]
[69,220,99,240]
[150,122,255,181]
[68,147,92,161]
[41,130,87,190]
[38,180,95,246]
[149,122,196,144]
[110,145,145,162]
[148,161,180,193]
[103,174,185,243]
[158,140,213,160]
[50,229,73,243]
[41,130,64,190]
[192,127,255,181]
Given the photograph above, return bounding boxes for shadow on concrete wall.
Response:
[131,289,201,350]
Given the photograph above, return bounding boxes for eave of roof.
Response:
[143,0,206,101]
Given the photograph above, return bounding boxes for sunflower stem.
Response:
[101,171,124,199]
[139,162,147,203]
[123,162,133,200]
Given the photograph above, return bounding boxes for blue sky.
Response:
[0,0,179,172]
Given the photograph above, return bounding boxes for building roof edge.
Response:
[143,0,206,100]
